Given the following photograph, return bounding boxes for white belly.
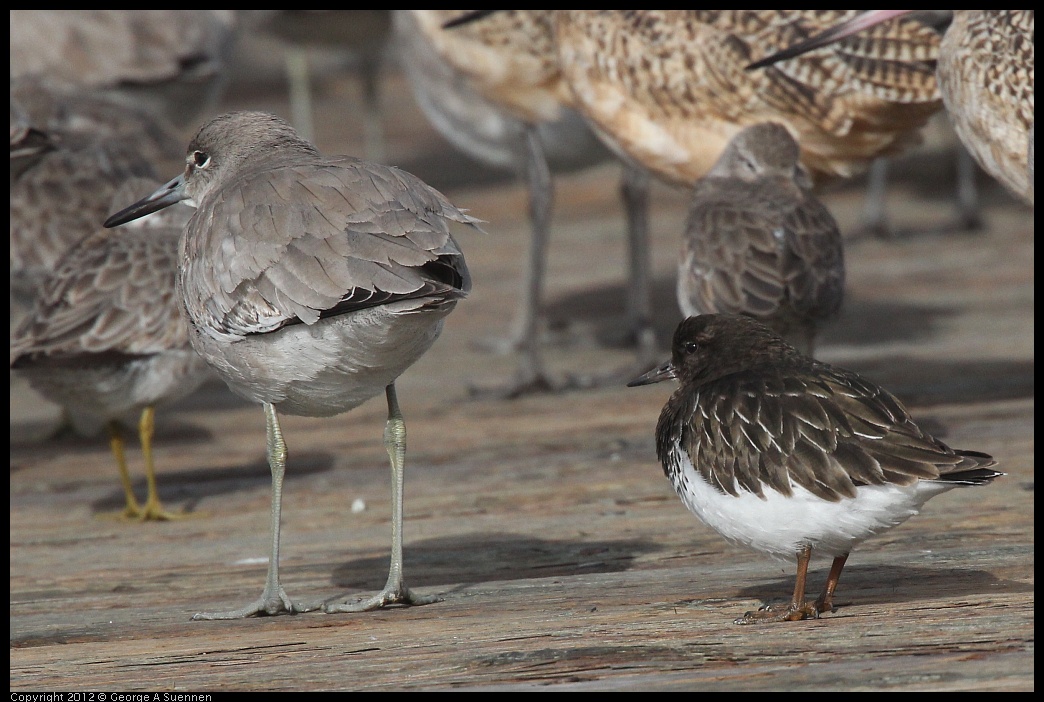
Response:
[190,299,454,417]
[670,444,954,560]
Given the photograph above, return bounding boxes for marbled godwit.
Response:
[748,10,1034,206]
[419,10,658,397]
[629,314,1001,624]
[11,177,210,522]
[105,111,476,618]
[449,10,941,353]
[678,123,844,356]
[552,11,943,188]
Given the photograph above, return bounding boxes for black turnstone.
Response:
[629,314,1002,624]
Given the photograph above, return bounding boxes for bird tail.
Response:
[938,450,1004,485]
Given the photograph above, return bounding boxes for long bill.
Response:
[627,359,677,387]
[103,173,189,228]
[746,10,916,71]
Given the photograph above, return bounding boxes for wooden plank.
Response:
[10,40,1034,692]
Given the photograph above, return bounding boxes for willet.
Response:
[414,10,658,397]
[677,123,844,356]
[10,10,239,129]
[11,177,210,521]
[629,314,1002,624]
[104,111,476,618]
[748,10,1034,207]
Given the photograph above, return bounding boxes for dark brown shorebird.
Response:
[629,314,1002,624]
[104,111,476,619]
[11,177,210,521]
[421,10,658,397]
[678,122,844,356]
[748,10,1034,207]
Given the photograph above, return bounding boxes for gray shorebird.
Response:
[11,177,210,521]
[422,10,658,397]
[104,111,476,619]
[748,10,1034,207]
[629,314,1002,624]
[678,123,844,356]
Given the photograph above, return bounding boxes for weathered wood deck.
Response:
[10,32,1034,692]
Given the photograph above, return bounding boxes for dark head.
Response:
[628,314,800,388]
[104,111,319,228]
[707,122,805,183]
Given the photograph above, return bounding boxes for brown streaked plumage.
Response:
[417,10,658,397]
[629,314,1001,624]
[553,10,942,186]
[10,77,182,319]
[749,10,1034,206]
[104,111,476,619]
[10,177,210,521]
[678,122,844,356]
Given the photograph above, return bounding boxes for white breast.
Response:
[669,442,956,561]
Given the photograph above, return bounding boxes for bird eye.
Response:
[683,341,698,355]
[192,151,210,169]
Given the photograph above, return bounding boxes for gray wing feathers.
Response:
[188,159,477,336]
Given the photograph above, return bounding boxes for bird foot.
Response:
[733,601,824,625]
[323,585,442,613]
[192,587,319,620]
[131,497,196,522]
[469,332,528,356]
[467,369,569,400]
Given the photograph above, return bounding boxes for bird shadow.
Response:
[543,279,968,357]
[543,275,682,353]
[731,562,1032,612]
[822,295,959,347]
[88,449,337,516]
[324,531,662,597]
[839,356,1034,407]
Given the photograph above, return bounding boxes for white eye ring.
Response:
[192,151,211,169]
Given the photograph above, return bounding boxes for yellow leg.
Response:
[107,421,143,519]
[136,406,186,521]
